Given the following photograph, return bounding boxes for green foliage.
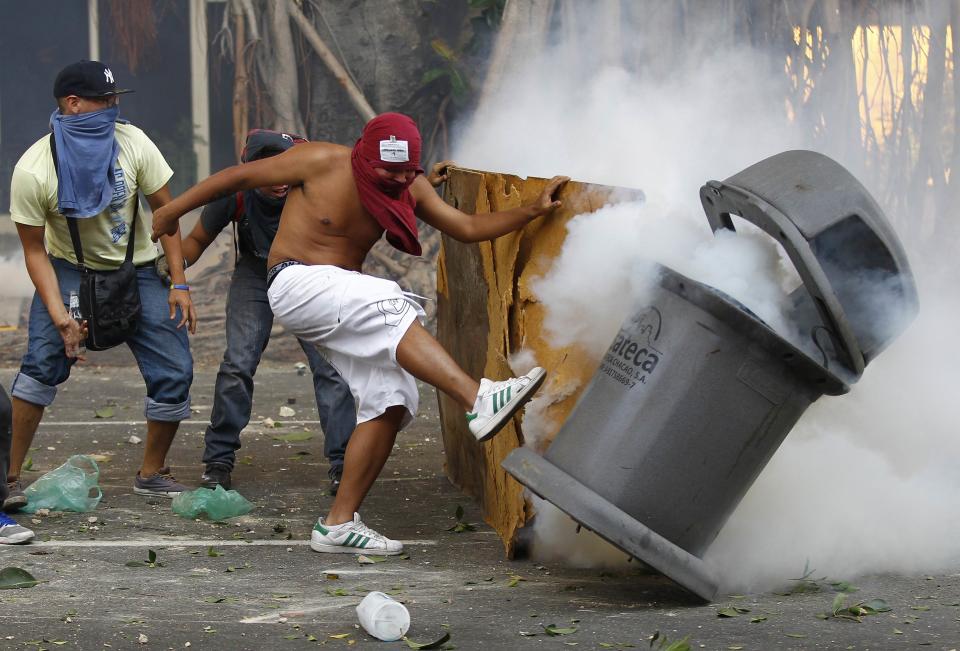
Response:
[420,0,506,108]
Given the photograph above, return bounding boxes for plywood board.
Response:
[436,167,642,555]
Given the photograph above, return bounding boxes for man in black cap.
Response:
[176,129,356,494]
[4,60,196,511]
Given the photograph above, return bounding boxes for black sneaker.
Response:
[329,467,342,496]
[200,463,232,490]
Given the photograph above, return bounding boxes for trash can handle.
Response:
[699,181,866,377]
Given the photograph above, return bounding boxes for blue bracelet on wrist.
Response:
[171,284,190,291]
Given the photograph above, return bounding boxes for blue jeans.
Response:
[11,257,192,421]
[202,257,355,475]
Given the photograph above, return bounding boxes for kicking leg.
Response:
[395,319,546,442]
[395,320,478,409]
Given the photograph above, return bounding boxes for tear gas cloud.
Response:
[453,27,960,590]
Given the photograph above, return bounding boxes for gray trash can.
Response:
[502,150,918,602]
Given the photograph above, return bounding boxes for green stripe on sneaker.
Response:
[358,536,369,548]
[314,521,329,535]
[344,532,356,546]
[506,386,512,403]
[466,412,478,422]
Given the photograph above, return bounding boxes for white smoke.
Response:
[455,33,960,589]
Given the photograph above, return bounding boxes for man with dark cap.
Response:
[176,129,355,494]
[4,60,195,511]
[152,112,567,555]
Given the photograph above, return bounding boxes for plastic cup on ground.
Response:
[356,591,410,641]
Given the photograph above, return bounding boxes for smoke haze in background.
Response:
[453,29,960,590]
[0,251,35,299]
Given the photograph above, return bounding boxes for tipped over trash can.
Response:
[502,150,918,602]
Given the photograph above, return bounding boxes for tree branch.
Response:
[287,0,376,122]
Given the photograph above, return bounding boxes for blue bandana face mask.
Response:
[50,105,122,218]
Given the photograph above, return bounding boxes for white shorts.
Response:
[267,264,424,429]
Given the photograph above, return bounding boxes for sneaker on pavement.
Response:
[310,512,403,555]
[200,463,232,491]
[2,479,27,512]
[467,367,547,442]
[329,466,342,497]
[0,512,34,544]
[134,467,187,498]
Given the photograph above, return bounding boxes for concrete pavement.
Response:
[0,365,957,651]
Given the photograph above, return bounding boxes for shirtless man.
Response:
[153,112,568,554]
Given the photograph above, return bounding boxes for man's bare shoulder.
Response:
[296,142,351,169]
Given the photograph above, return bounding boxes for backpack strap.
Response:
[232,191,245,222]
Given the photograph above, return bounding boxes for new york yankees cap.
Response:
[53,60,134,98]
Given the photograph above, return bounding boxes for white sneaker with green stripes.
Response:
[310,512,403,555]
[467,367,547,442]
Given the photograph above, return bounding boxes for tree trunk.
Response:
[949,0,960,206]
[265,0,305,134]
[476,0,555,110]
[912,2,948,222]
[231,2,249,161]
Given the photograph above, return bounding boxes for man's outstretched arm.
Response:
[151,143,332,241]
[413,174,569,243]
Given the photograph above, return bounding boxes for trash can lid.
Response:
[699,150,918,378]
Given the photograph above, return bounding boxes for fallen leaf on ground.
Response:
[0,567,40,589]
[279,406,296,417]
[544,624,578,636]
[271,431,313,443]
[95,406,115,419]
[402,632,451,649]
[717,606,750,618]
[357,555,389,564]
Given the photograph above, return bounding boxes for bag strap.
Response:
[49,133,137,270]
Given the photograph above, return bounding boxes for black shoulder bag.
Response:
[50,134,141,351]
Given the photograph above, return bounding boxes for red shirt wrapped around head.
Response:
[351,113,425,256]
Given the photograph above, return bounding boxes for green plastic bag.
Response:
[171,485,253,521]
[22,455,102,513]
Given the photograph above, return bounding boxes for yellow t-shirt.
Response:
[9,122,173,270]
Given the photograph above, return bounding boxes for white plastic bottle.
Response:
[356,591,410,641]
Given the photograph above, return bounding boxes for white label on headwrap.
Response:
[379,135,409,163]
